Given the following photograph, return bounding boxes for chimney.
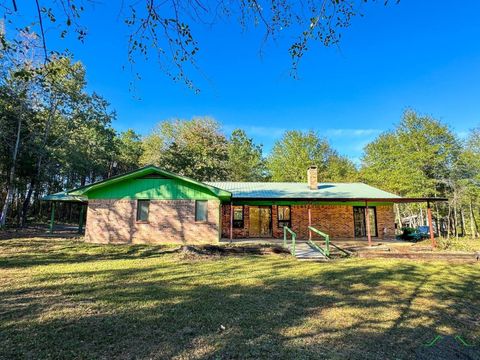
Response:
[307,166,318,190]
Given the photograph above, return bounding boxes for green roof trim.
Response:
[41,191,87,202]
[67,165,232,200]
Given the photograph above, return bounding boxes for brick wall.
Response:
[221,204,395,240]
[376,205,396,238]
[85,199,220,244]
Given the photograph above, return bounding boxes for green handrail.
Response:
[283,226,297,256]
[308,226,330,257]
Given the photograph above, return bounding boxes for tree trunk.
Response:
[0,115,22,228]
[470,199,478,239]
[460,207,466,237]
[21,96,58,227]
[394,204,402,234]
[20,177,35,227]
[446,202,451,239]
[453,201,458,239]
[434,202,441,236]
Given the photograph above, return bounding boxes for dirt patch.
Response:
[174,244,290,260]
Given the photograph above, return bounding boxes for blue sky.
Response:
[11,1,480,162]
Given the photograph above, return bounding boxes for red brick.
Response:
[85,199,220,244]
[222,204,395,240]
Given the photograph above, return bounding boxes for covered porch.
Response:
[41,192,88,234]
[221,197,446,248]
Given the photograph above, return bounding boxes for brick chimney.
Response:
[307,166,318,190]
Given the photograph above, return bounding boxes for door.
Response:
[249,206,272,237]
[353,206,377,237]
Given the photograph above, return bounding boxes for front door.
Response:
[249,206,272,237]
[353,206,377,237]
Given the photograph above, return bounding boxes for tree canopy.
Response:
[267,130,357,182]
[141,117,229,181]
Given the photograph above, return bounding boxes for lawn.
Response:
[0,238,479,359]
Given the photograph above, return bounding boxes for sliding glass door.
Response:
[353,206,377,237]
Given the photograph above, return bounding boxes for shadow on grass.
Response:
[0,241,479,359]
[0,239,183,268]
[0,239,288,269]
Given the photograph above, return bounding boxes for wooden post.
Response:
[78,204,85,234]
[427,201,437,248]
[365,201,372,246]
[49,202,55,234]
[230,202,233,241]
[308,205,312,240]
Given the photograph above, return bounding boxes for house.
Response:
[43,165,444,245]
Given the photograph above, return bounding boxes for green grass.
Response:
[416,237,480,252]
[0,238,479,359]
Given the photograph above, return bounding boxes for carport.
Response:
[41,192,88,234]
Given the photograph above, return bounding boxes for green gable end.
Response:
[87,177,221,200]
[66,165,231,201]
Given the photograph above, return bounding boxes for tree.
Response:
[0,85,33,227]
[458,128,480,238]
[326,155,359,183]
[360,110,463,235]
[267,130,357,182]
[112,129,143,176]
[0,1,399,91]
[0,35,121,227]
[226,129,267,181]
[0,35,39,227]
[141,117,229,181]
[361,110,461,197]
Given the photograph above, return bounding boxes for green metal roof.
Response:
[205,182,402,200]
[41,191,88,202]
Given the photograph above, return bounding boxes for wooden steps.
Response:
[289,242,329,261]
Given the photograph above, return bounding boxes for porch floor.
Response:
[220,237,407,248]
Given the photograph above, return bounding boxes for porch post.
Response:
[308,204,312,240]
[230,202,233,241]
[49,202,55,234]
[78,204,85,234]
[427,201,437,248]
[365,201,372,246]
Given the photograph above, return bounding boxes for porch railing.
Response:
[308,226,330,257]
[283,226,297,256]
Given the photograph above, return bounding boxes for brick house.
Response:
[45,165,441,245]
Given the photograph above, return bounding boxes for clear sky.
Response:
[12,1,480,162]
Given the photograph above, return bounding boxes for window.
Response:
[277,205,291,228]
[136,200,150,222]
[195,200,208,222]
[233,206,244,228]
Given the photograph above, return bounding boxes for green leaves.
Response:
[227,129,267,181]
[266,130,357,182]
[140,117,229,181]
[361,110,461,198]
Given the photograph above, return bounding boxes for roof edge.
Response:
[229,197,447,203]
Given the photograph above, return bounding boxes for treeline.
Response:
[1,50,479,237]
